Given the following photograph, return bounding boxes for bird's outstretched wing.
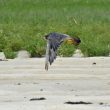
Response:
[45,32,81,70]
[45,33,64,70]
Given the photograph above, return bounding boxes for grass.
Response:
[0,0,110,58]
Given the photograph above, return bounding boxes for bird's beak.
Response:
[67,37,81,46]
[67,39,74,44]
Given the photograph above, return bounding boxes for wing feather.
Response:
[45,40,50,70]
[45,40,62,70]
[45,33,68,70]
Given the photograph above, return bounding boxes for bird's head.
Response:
[66,36,81,46]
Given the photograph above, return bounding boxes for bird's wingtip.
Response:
[45,63,48,71]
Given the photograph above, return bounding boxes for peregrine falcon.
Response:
[45,32,81,70]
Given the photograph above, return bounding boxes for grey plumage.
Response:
[45,32,81,70]
[45,33,67,70]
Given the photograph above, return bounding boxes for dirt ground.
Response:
[0,57,110,110]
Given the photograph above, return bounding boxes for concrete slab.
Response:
[0,57,110,110]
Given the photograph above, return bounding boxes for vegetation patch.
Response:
[0,0,110,58]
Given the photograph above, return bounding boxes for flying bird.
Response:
[45,32,81,70]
